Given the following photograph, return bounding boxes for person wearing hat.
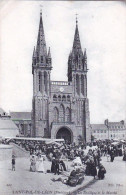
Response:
[36,154,45,173]
[30,155,36,172]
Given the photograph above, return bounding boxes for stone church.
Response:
[31,12,91,143]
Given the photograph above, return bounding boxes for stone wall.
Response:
[0,145,13,161]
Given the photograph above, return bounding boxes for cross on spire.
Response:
[40,5,43,15]
[75,13,78,24]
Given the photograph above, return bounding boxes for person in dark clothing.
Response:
[97,151,101,166]
[123,148,126,161]
[59,160,66,171]
[91,162,97,179]
[119,148,122,156]
[54,159,60,175]
[12,155,16,171]
[85,159,91,175]
[93,153,98,166]
[98,164,106,180]
[110,150,115,162]
[51,157,56,173]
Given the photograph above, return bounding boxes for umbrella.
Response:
[120,140,125,143]
[113,138,119,141]
[111,142,119,145]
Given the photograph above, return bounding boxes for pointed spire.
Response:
[72,16,82,53]
[40,9,42,24]
[36,10,47,60]
[83,48,87,70]
[32,10,52,70]
[47,47,52,66]
[48,47,51,58]
[68,16,87,81]
[76,13,78,25]
[84,48,87,59]
[68,51,71,58]
[33,46,36,58]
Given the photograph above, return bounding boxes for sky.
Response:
[0,0,126,124]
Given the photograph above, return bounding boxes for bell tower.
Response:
[32,11,52,137]
[67,17,91,142]
[68,17,87,98]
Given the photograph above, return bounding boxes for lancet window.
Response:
[54,107,59,122]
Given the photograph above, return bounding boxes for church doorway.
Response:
[56,127,72,143]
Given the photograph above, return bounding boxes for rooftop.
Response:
[91,124,108,130]
[10,112,31,120]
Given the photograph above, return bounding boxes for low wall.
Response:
[10,143,30,158]
[0,144,13,160]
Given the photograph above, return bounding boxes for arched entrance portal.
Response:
[56,127,72,143]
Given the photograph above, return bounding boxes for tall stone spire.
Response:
[36,10,47,64]
[32,11,52,70]
[72,17,82,56]
[48,47,51,58]
[68,16,87,81]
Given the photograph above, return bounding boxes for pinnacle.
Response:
[48,47,51,58]
[84,48,87,58]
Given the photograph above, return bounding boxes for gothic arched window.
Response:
[84,75,87,96]
[54,107,59,123]
[58,95,61,101]
[59,104,65,122]
[81,75,84,95]
[44,71,48,94]
[53,95,57,101]
[76,74,80,95]
[39,72,42,92]
[41,56,43,63]
[62,95,66,101]
[37,56,39,63]
[67,95,70,102]
[66,107,71,122]
[34,58,36,65]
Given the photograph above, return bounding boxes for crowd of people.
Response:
[9,139,126,187]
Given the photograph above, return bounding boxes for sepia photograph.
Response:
[0,0,126,194]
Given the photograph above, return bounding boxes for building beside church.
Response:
[0,108,19,138]
[10,112,31,136]
[91,123,108,140]
[31,12,91,143]
[91,119,126,140]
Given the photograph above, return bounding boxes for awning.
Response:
[111,142,119,145]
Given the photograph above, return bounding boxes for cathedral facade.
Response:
[31,12,91,143]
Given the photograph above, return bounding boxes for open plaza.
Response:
[0,138,126,195]
[0,149,126,195]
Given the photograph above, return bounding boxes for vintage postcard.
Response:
[0,1,126,195]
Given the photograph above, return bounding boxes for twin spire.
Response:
[32,11,86,70]
[68,15,87,82]
[36,11,47,57]
[32,11,51,67]
[72,19,82,54]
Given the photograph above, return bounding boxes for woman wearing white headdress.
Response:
[36,154,45,173]
[30,155,36,172]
